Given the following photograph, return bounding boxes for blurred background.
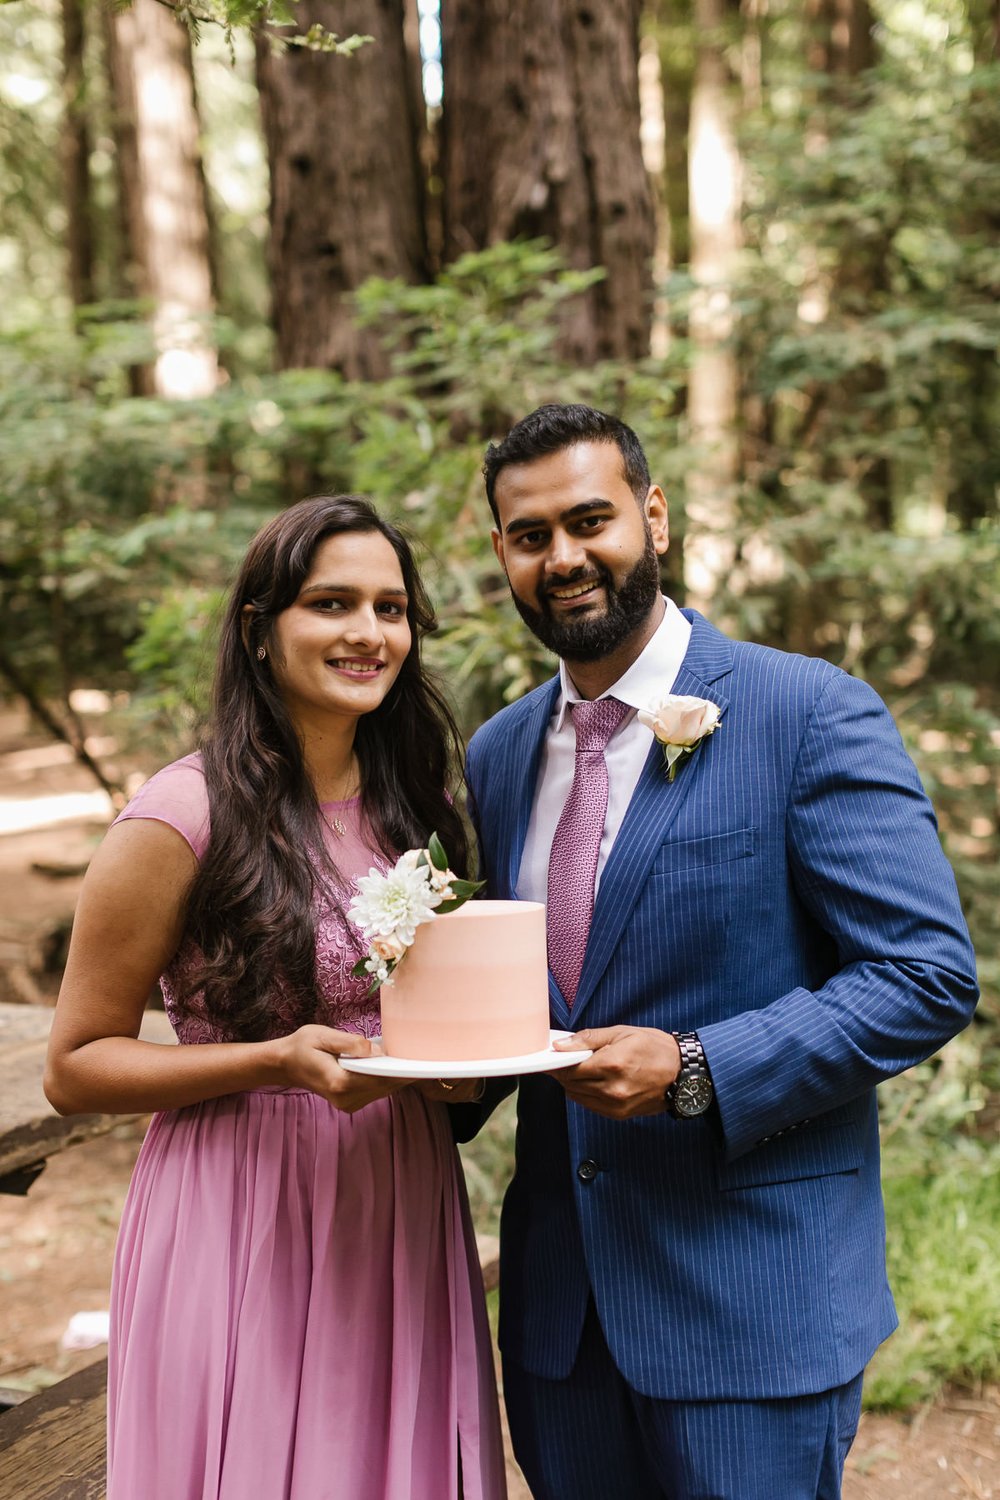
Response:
[0,0,997,1427]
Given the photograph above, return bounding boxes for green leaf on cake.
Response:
[427,831,449,871]
[434,877,486,913]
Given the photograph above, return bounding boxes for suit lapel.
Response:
[491,677,561,900]
[491,679,575,1029]
[569,613,734,1025]
[548,972,572,1032]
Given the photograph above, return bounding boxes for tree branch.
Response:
[138,0,373,54]
[0,647,126,809]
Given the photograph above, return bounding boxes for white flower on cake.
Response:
[349,833,484,991]
[351,863,441,946]
[637,694,722,782]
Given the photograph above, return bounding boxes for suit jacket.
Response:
[462,611,978,1400]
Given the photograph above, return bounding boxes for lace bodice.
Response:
[114,755,387,1045]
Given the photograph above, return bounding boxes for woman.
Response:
[45,496,507,1500]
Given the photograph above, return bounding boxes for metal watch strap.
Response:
[665,1031,714,1118]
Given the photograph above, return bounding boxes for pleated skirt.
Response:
[107,1087,506,1500]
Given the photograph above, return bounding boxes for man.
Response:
[460,403,978,1500]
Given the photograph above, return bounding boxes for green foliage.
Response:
[104,0,374,56]
[0,5,67,317]
[0,245,615,754]
[124,584,225,752]
[458,1096,517,1240]
[865,1139,1000,1407]
[693,1,1000,1083]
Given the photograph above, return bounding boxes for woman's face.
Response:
[268,530,412,734]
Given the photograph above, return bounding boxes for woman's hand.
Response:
[277,1024,411,1113]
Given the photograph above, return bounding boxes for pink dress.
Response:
[106,755,506,1500]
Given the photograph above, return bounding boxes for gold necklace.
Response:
[318,750,360,834]
[323,766,359,838]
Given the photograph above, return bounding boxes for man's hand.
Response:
[550,1026,681,1118]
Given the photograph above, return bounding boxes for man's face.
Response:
[491,441,669,663]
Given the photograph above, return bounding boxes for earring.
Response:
[256,645,266,661]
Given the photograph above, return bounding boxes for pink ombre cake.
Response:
[379,900,550,1061]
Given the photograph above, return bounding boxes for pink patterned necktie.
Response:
[546,696,630,1006]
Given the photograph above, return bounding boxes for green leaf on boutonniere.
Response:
[351,957,369,978]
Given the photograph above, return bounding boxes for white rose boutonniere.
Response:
[637,694,722,782]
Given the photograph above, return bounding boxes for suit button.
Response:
[577,1159,599,1183]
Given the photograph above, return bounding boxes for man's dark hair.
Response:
[483,404,651,523]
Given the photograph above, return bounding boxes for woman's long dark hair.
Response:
[179,495,470,1041]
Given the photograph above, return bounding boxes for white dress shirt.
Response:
[516,597,692,905]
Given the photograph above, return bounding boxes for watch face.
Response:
[675,1076,713,1117]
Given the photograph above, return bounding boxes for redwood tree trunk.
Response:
[440,0,655,363]
[255,1,429,376]
[61,0,94,310]
[646,0,694,275]
[104,0,218,399]
[683,0,742,615]
[807,0,875,78]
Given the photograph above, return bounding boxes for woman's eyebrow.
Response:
[299,582,409,598]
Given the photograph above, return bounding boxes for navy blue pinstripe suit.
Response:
[463,611,978,1417]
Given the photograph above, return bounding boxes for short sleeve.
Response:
[113,753,211,860]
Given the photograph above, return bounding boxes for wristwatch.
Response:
[664,1032,714,1118]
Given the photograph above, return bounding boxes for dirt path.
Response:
[0,706,996,1497]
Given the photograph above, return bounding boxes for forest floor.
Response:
[0,708,996,1499]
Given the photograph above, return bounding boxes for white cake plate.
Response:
[339,1029,593,1080]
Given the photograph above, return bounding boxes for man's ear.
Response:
[645,485,669,556]
[491,526,507,574]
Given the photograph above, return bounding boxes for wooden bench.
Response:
[0,1000,175,1195]
[0,1001,174,1496]
[0,1358,107,1498]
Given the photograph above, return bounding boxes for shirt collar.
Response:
[553,596,692,731]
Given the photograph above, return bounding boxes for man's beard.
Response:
[509,534,662,663]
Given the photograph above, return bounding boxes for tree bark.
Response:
[60,0,94,310]
[807,0,875,78]
[645,0,695,276]
[440,0,655,363]
[404,0,441,271]
[255,1,428,376]
[683,0,742,616]
[0,646,125,807]
[104,0,218,399]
